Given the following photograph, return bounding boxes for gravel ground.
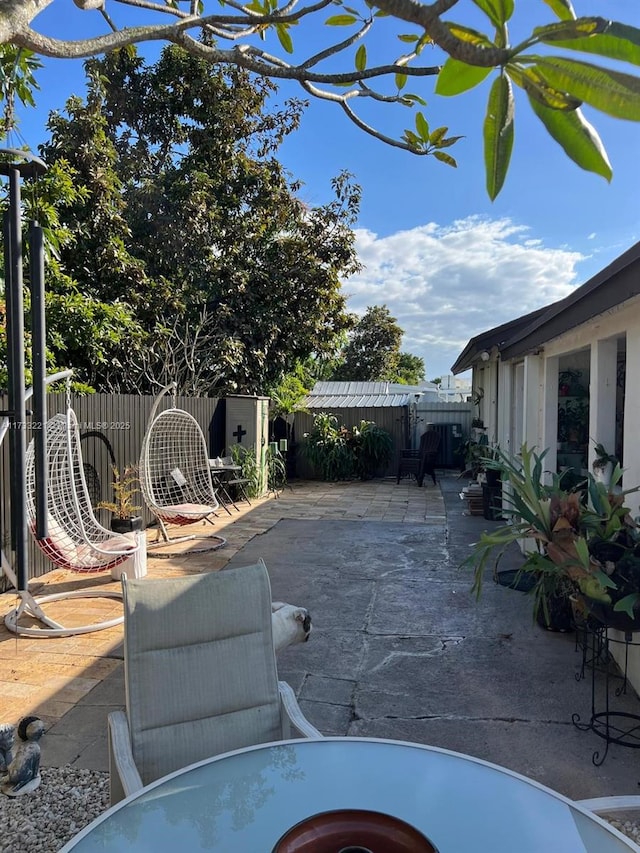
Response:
[0,767,639,852]
[0,767,109,853]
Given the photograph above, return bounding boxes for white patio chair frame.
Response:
[139,383,225,551]
[1,372,140,638]
[108,561,321,805]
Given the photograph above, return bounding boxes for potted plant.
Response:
[462,444,640,631]
[98,465,143,534]
[592,442,618,487]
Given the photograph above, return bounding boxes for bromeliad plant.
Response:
[462,444,640,623]
[302,414,393,481]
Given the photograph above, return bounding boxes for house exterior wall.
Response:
[482,294,640,691]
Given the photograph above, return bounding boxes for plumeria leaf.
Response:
[434,150,458,167]
[528,98,612,180]
[325,14,357,25]
[533,17,606,42]
[355,44,367,71]
[445,22,496,48]
[484,73,514,200]
[395,72,407,90]
[539,21,640,67]
[415,111,429,140]
[541,0,576,21]
[436,58,493,96]
[509,64,581,110]
[471,0,513,27]
[530,56,640,120]
[402,129,421,145]
[402,93,427,106]
[276,24,293,54]
[437,135,464,148]
[398,34,419,43]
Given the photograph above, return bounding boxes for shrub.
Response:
[302,413,393,481]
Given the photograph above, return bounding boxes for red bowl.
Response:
[272,809,439,853]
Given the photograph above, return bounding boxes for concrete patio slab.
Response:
[2,473,640,806]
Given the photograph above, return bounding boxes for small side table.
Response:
[573,620,640,765]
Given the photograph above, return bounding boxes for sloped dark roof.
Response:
[450,306,548,374]
[500,240,640,361]
[451,239,640,373]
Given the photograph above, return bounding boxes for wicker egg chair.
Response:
[139,384,226,551]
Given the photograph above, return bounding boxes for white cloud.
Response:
[344,216,584,379]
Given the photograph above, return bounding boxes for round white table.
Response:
[61,737,640,852]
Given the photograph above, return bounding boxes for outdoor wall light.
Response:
[480,351,491,362]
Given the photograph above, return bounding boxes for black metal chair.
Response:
[417,428,441,486]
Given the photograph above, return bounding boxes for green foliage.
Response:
[97,465,141,519]
[0,45,41,135]
[7,5,640,196]
[592,442,618,469]
[303,413,355,481]
[462,444,640,621]
[352,420,394,480]
[266,446,288,493]
[303,413,393,481]
[229,444,262,499]
[394,352,425,385]
[229,443,287,496]
[35,46,360,394]
[333,305,403,381]
[484,74,514,200]
[267,367,310,420]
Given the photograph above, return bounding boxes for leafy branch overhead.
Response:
[3,1,640,195]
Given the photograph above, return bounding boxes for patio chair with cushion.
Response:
[139,383,225,549]
[4,406,139,638]
[108,560,322,805]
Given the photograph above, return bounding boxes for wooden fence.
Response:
[0,392,221,581]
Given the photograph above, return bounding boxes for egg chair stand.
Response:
[139,384,226,554]
[2,383,140,638]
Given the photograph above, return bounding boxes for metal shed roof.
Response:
[304,393,413,408]
[303,380,432,408]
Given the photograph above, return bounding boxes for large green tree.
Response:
[4,3,640,196]
[37,46,360,394]
[334,305,404,381]
[395,352,426,384]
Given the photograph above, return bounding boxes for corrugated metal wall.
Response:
[416,401,473,435]
[294,401,473,479]
[294,406,408,479]
[0,392,220,581]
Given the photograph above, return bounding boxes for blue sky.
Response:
[14,1,640,380]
